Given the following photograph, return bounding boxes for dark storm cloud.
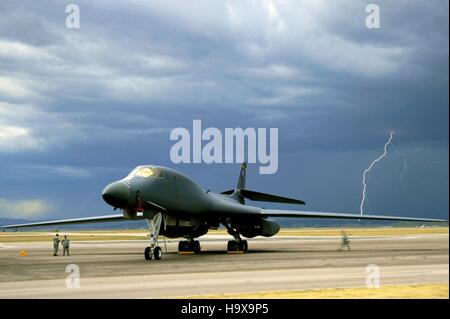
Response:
[0,0,447,219]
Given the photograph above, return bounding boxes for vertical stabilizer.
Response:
[236,162,247,190]
[232,162,247,204]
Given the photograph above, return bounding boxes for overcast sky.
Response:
[0,0,448,220]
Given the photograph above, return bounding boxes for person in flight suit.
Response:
[62,235,70,256]
[53,233,60,256]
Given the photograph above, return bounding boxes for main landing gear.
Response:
[178,239,201,253]
[227,240,248,252]
[224,223,248,253]
[144,212,163,261]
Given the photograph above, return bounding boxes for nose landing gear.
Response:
[144,212,163,261]
[144,246,162,260]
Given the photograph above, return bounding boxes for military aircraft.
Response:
[2,163,447,260]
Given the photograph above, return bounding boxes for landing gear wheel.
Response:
[144,213,163,261]
[153,246,162,260]
[194,240,201,253]
[178,240,201,253]
[227,240,239,251]
[144,246,152,260]
[224,223,247,253]
[241,240,248,253]
[178,240,188,252]
[227,240,248,252]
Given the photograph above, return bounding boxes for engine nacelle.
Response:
[239,219,280,238]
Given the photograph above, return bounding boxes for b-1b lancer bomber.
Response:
[3,163,446,260]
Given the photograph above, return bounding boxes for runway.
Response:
[0,233,448,298]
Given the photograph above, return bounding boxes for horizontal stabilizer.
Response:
[241,189,305,205]
[220,189,305,205]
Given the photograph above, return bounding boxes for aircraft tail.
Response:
[236,162,247,190]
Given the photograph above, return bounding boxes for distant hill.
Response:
[0,218,33,226]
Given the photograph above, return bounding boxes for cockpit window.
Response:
[127,167,140,178]
[152,168,163,178]
[128,167,163,178]
[135,167,154,177]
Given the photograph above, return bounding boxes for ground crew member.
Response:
[53,233,60,256]
[135,190,144,212]
[339,230,351,251]
[62,235,70,256]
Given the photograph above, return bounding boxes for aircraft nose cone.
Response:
[102,181,129,208]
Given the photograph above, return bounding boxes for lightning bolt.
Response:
[360,132,394,215]
[391,143,418,201]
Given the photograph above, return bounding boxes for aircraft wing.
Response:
[1,213,143,229]
[260,209,447,223]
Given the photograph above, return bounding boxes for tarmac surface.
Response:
[0,233,448,298]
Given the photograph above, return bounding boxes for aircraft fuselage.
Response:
[102,165,271,239]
